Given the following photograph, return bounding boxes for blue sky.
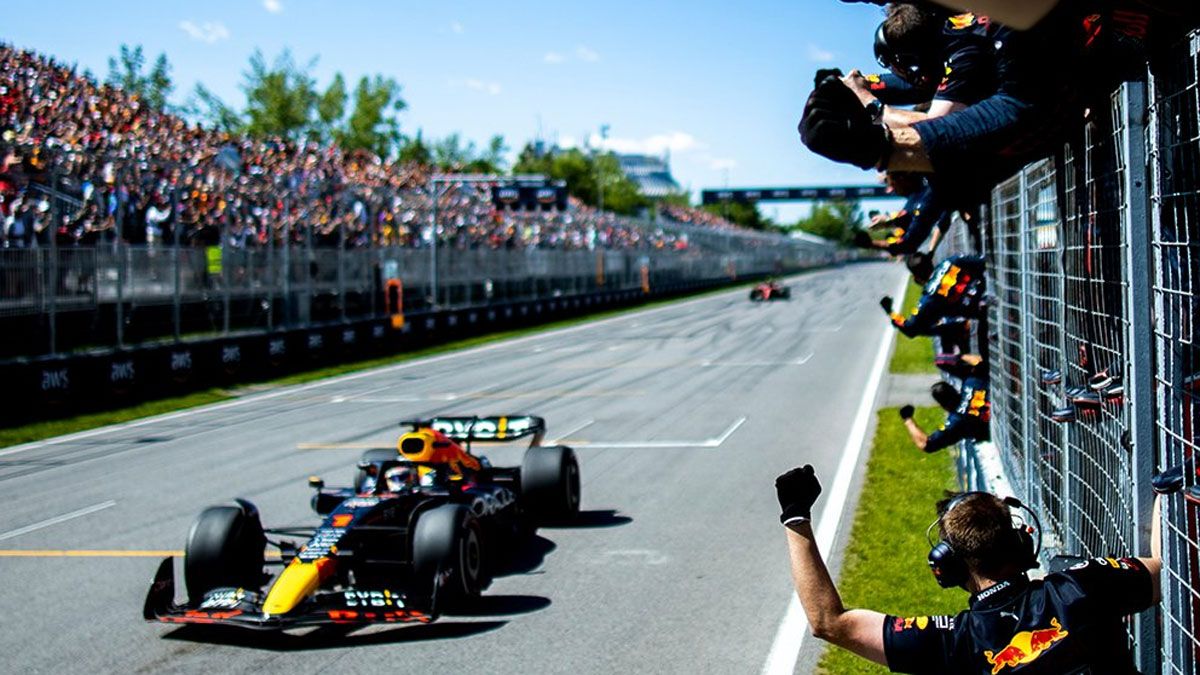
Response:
[4,0,900,221]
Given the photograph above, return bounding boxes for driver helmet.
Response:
[384,465,417,492]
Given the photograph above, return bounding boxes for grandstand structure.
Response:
[0,43,847,363]
[616,153,682,198]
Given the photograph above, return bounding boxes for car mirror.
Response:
[308,476,325,489]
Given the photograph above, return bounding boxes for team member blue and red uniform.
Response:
[882,254,986,338]
[884,557,1153,674]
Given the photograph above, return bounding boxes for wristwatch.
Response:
[865,99,885,124]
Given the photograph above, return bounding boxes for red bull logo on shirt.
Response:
[983,617,1069,673]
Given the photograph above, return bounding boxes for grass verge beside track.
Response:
[0,278,781,449]
[817,406,966,674]
[889,281,938,375]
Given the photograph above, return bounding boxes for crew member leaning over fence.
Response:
[899,375,991,453]
[856,179,953,256]
[880,253,986,339]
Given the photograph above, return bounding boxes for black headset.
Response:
[926,493,1042,589]
[873,22,943,88]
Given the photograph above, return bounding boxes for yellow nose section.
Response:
[262,559,330,616]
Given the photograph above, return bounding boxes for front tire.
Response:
[522,445,581,523]
[183,499,266,605]
[412,504,487,610]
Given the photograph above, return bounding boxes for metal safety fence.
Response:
[978,31,1200,673]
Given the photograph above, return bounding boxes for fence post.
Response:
[1117,79,1159,671]
[1016,167,1036,504]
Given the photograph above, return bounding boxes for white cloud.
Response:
[450,21,464,34]
[179,20,231,44]
[591,131,703,156]
[460,78,503,96]
[263,0,283,14]
[806,43,835,63]
[575,45,600,63]
[543,51,566,64]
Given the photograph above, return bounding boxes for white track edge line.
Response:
[0,270,837,459]
[0,500,118,541]
[760,270,908,675]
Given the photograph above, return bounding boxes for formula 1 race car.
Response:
[750,280,791,302]
[144,415,580,631]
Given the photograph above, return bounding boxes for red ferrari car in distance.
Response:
[750,280,791,302]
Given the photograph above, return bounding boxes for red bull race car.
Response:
[144,415,580,631]
[749,280,791,302]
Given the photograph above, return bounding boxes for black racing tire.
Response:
[521,445,581,523]
[750,289,764,302]
[779,287,791,299]
[354,448,398,492]
[183,499,266,605]
[412,504,487,610]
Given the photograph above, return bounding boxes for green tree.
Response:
[397,131,433,165]
[106,44,174,110]
[791,199,862,243]
[313,73,347,144]
[335,75,405,157]
[511,144,648,216]
[241,50,318,140]
[187,83,244,133]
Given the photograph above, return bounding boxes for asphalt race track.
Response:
[0,261,906,675]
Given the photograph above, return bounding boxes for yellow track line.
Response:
[0,550,286,559]
[0,550,183,558]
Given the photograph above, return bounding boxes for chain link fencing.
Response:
[978,31,1200,672]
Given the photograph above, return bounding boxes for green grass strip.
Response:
[0,280,770,449]
[888,280,938,375]
[817,406,966,674]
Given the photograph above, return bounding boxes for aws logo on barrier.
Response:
[170,350,193,384]
[268,338,287,368]
[222,345,241,376]
[111,360,135,383]
[41,368,70,392]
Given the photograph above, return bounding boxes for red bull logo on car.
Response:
[983,617,1069,673]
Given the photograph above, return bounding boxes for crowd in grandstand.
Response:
[0,44,724,252]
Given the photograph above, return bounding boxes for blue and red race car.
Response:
[144,415,580,631]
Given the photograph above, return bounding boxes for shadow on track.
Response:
[538,509,633,530]
[163,620,508,651]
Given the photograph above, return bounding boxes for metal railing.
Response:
[979,31,1200,673]
[0,213,841,358]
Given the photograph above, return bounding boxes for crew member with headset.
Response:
[774,465,1161,673]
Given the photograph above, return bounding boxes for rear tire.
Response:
[183,499,266,605]
[522,445,581,523]
[412,504,487,610]
[354,448,398,492]
[750,289,763,301]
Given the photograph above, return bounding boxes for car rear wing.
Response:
[400,416,546,444]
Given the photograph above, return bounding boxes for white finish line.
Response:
[760,272,908,675]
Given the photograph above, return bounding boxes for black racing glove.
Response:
[798,78,890,171]
[776,465,822,525]
[852,229,874,249]
[899,405,916,421]
[814,68,844,89]
[880,296,895,314]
